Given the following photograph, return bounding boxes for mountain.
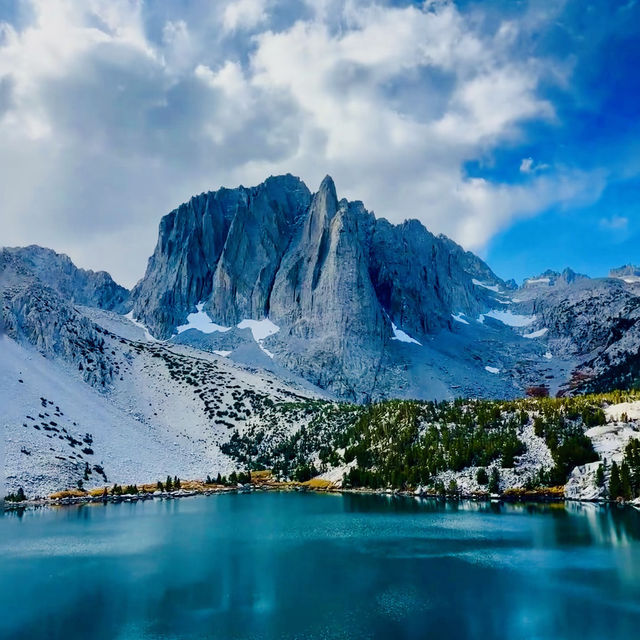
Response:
[1,245,129,311]
[3,173,640,498]
[131,174,517,400]
[610,264,640,283]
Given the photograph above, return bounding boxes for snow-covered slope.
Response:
[0,307,322,497]
[0,334,199,497]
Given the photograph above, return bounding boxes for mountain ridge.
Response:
[3,173,640,498]
[3,173,640,402]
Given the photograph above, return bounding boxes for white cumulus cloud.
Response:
[0,0,606,286]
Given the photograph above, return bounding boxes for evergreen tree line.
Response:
[606,439,640,500]
[4,487,26,503]
[203,471,251,486]
[219,392,637,490]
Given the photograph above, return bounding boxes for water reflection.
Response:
[1,493,639,640]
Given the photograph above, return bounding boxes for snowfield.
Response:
[124,311,158,342]
[484,309,536,327]
[523,328,549,339]
[391,322,422,345]
[0,335,195,498]
[176,303,232,334]
[472,279,500,292]
[237,318,280,357]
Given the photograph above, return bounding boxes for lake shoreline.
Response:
[4,481,640,512]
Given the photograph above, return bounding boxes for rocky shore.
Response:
[4,478,640,512]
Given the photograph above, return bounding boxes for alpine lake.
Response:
[1,492,639,640]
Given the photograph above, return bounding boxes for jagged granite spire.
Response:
[128,174,506,399]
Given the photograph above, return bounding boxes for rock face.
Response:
[269,178,388,397]
[130,174,505,399]
[369,219,494,336]
[610,265,640,283]
[0,246,128,389]
[0,246,129,312]
[513,276,640,393]
[131,174,311,337]
[2,282,117,388]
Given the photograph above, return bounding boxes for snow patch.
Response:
[237,318,280,342]
[237,318,280,358]
[176,303,231,335]
[391,323,422,345]
[124,311,158,342]
[605,401,640,422]
[472,279,500,292]
[526,277,550,285]
[523,327,549,339]
[543,351,553,360]
[485,309,535,327]
[585,422,640,462]
[451,313,469,325]
[213,350,232,357]
[485,366,500,374]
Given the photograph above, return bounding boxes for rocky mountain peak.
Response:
[610,265,640,282]
[0,245,129,312]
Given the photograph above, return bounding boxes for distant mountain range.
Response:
[2,174,640,495]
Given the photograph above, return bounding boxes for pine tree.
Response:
[165,475,173,492]
[175,477,181,490]
[488,467,500,494]
[216,473,222,484]
[595,464,605,487]
[620,462,632,501]
[157,480,164,491]
[476,467,489,485]
[609,461,622,499]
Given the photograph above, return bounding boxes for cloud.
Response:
[600,215,629,231]
[0,0,609,286]
[222,0,269,32]
[520,157,534,173]
[520,156,550,174]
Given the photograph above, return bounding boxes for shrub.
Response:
[476,467,489,485]
[4,487,26,503]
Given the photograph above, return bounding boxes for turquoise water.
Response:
[1,493,639,640]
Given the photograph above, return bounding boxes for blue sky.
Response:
[0,0,638,286]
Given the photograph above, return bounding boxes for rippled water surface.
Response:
[1,493,639,639]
